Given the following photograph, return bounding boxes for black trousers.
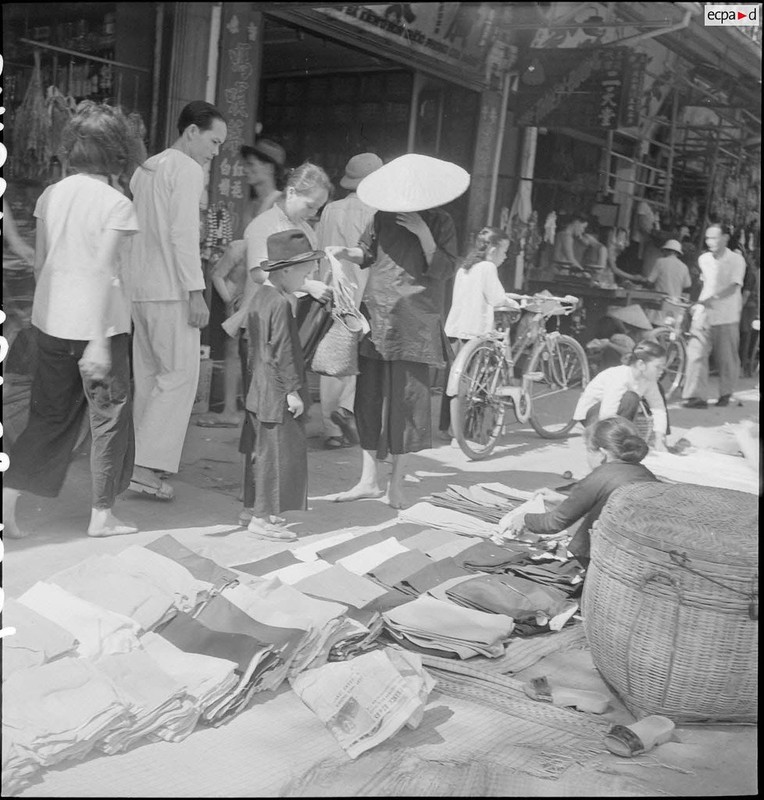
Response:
[5,329,134,509]
[584,387,671,436]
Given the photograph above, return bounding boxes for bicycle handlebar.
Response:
[505,292,580,315]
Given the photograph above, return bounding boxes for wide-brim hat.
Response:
[240,138,286,167]
[662,238,683,254]
[607,304,653,331]
[260,230,324,272]
[340,152,383,189]
[357,153,470,212]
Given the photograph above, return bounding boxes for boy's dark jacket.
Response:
[245,284,309,423]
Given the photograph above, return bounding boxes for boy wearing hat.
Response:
[316,153,383,449]
[645,239,691,324]
[244,230,323,541]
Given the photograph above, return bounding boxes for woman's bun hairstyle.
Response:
[585,416,649,464]
[623,339,666,366]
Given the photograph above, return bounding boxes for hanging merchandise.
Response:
[543,211,557,244]
[202,203,234,262]
[11,50,48,181]
[45,85,75,167]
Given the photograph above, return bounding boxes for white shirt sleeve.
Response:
[481,262,507,307]
[169,162,205,292]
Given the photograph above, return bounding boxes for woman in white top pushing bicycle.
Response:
[573,340,669,451]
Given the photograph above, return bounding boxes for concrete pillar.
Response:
[466,88,504,241]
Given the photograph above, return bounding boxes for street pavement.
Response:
[2,375,758,797]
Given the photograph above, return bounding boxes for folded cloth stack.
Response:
[47,555,179,631]
[365,549,433,591]
[394,557,474,597]
[336,537,412,575]
[139,632,239,714]
[114,545,214,612]
[144,535,240,592]
[155,609,277,726]
[382,596,514,659]
[293,564,390,609]
[326,615,385,662]
[506,560,584,594]
[2,599,78,680]
[427,485,516,524]
[443,573,576,634]
[2,658,131,770]
[449,540,532,572]
[290,647,435,759]
[17,582,142,660]
[232,549,301,577]
[2,730,39,797]
[399,503,497,538]
[223,578,348,676]
[95,651,199,751]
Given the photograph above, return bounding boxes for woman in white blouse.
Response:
[573,340,669,451]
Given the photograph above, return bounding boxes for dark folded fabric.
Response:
[195,594,305,663]
[360,587,414,614]
[380,628,459,659]
[366,550,433,589]
[157,612,264,673]
[396,558,473,596]
[317,530,394,563]
[232,550,300,576]
[451,541,530,572]
[383,523,431,542]
[145,535,239,588]
[445,574,568,619]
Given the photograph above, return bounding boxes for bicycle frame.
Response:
[446,293,579,422]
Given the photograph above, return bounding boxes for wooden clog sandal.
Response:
[523,676,610,714]
[604,715,676,757]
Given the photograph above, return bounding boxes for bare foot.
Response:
[383,485,407,510]
[332,483,386,503]
[88,509,139,538]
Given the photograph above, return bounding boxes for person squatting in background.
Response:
[4,102,143,538]
[573,340,669,452]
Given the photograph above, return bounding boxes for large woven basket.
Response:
[582,482,758,723]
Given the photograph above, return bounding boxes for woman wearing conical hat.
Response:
[325,154,469,508]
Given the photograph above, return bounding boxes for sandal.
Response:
[247,519,298,541]
[523,676,610,714]
[604,716,676,758]
[324,436,348,449]
[127,478,175,501]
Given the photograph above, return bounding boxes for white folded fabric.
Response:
[96,650,199,751]
[399,503,496,538]
[18,582,141,660]
[293,529,362,562]
[2,658,130,767]
[48,555,176,631]
[115,545,213,612]
[337,537,410,575]
[264,559,332,585]
[139,632,239,714]
[425,537,483,561]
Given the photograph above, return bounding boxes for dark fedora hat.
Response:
[260,230,324,272]
[240,138,286,167]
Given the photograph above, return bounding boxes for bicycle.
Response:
[448,292,590,460]
[650,296,692,400]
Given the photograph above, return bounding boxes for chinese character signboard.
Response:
[208,4,263,239]
[512,47,647,129]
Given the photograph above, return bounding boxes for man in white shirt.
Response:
[682,224,746,409]
[128,101,227,498]
[315,153,382,449]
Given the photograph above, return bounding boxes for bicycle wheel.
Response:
[652,327,686,399]
[451,339,507,460]
[528,334,589,439]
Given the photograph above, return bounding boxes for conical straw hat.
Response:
[607,304,653,330]
[357,153,470,212]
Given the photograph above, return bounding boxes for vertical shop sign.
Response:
[619,50,648,128]
[208,4,263,239]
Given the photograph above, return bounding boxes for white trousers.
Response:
[318,259,369,437]
[132,300,200,473]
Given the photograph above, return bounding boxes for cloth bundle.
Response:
[1,599,78,680]
[47,555,179,631]
[2,658,131,770]
[382,595,514,659]
[293,564,390,609]
[144,535,240,592]
[17,582,142,660]
[427,484,517,524]
[140,632,239,716]
[290,647,435,758]
[95,651,199,752]
[399,503,497,538]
